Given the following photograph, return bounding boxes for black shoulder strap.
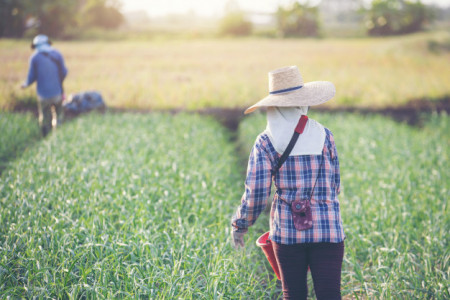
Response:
[308,152,324,202]
[41,52,64,93]
[42,52,63,79]
[271,115,308,176]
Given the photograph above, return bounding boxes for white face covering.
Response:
[36,43,52,53]
[265,106,326,156]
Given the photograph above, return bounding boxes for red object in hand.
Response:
[256,232,281,280]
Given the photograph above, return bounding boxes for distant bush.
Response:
[428,38,450,53]
[276,2,321,37]
[253,28,278,38]
[0,0,124,39]
[365,0,435,36]
[79,0,124,30]
[219,12,252,36]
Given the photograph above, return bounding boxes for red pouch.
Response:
[291,199,313,231]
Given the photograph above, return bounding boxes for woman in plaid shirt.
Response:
[231,66,345,300]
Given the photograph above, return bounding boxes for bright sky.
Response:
[120,0,450,17]
[120,0,293,17]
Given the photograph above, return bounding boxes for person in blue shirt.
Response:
[21,34,68,136]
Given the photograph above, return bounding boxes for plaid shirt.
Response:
[231,127,345,244]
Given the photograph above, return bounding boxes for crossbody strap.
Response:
[271,115,308,176]
[271,114,324,203]
[308,153,324,202]
[41,52,64,94]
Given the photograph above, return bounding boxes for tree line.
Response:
[220,0,439,37]
[0,0,123,38]
[0,0,444,39]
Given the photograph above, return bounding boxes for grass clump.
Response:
[0,112,40,173]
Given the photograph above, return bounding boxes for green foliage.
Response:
[0,0,80,38]
[276,2,321,37]
[428,38,450,53]
[32,0,79,38]
[0,0,124,38]
[238,112,449,299]
[219,12,252,36]
[0,0,27,37]
[365,0,435,36]
[0,112,40,173]
[79,0,124,30]
[0,113,279,298]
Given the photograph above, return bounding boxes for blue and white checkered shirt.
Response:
[231,128,345,244]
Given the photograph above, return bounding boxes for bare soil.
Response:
[190,96,450,131]
[12,96,450,132]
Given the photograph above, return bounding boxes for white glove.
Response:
[232,230,246,249]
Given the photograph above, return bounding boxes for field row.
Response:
[1,31,450,111]
[1,111,449,298]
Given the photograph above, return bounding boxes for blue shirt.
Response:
[26,49,68,99]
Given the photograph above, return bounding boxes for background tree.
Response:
[0,0,77,38]
[365,0,434,36]
[0,0,27,37]
[218,12,252,36]
[0,0,124,38]
[79,0,124,30]
[218,0,252,36]
[276,2,321,37]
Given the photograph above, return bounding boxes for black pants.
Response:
[273,241,344,300]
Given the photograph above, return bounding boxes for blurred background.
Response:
[1,0,449,39]
[1,0,449,114]
[1,0,449,113]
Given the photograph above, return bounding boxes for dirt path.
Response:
[11,97,450,131]
[191,97,450,131]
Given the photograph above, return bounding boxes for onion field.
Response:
[0,111,449,299]
[0,113,40,173]
[0,113,278,298]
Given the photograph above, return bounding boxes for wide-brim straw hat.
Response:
[244,66,336,114]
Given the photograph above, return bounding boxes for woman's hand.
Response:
[232,231,246,249]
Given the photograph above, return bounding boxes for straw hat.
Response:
[244,66,335,114]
